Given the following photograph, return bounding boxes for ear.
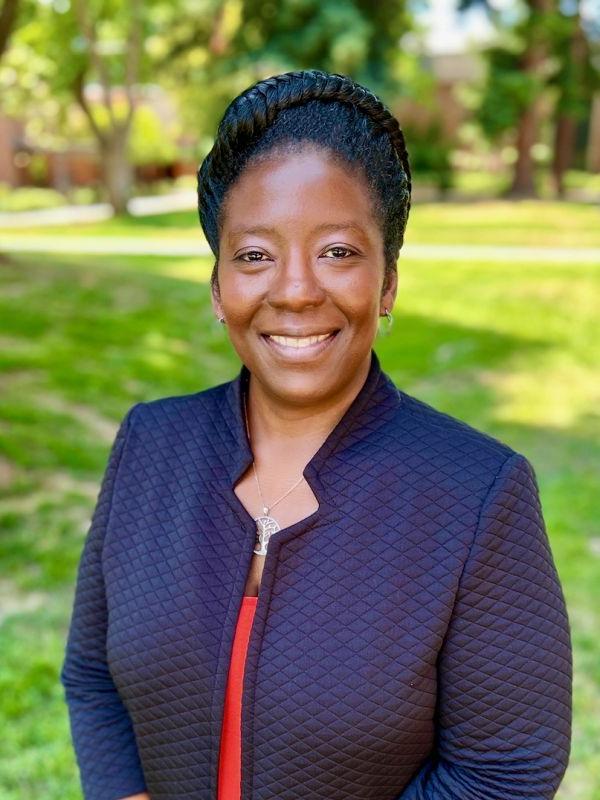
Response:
[381,269,398,314]
[210,268,223,320]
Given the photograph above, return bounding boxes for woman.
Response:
[60,69,572,800]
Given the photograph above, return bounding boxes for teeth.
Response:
[268,332,333,348]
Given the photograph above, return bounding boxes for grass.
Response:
[404,200,600,248]
[0,202,598,798]
[2,199,600,249]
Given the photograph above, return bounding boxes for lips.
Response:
[261,329,339,356]
[266,332,335,348]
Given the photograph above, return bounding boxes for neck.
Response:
[244,355,372,458]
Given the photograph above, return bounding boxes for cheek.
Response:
[217,270,262,323]
[325,269,381,318]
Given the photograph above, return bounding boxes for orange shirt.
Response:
[217,595,258,799]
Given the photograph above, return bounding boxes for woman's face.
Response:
[213,145,397,407]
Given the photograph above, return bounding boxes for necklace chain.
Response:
[242,387,304,516]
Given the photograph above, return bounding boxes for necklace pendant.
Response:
[254,515,281,555]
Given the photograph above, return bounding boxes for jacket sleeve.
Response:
[396,452,572,800]
[60,403,148,800]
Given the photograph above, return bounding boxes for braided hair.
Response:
[197,68,411,297]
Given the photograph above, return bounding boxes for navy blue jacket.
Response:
[60,348,572,800]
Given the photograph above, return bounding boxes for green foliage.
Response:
[546,12,600,120]
[127,104,180,166]
[171,65,256,158]
[1,0,419,195]
[234,0,410,97]
[470,3,599,159]
[476,45,543,140]
[235,0,372,74]
[403,119,454,192]
[389,58,455,192]
[171,0,412,140]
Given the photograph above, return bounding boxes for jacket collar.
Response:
[223,347,402,491]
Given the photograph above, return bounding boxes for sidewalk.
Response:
[0,190,197,229]
[0,203,114,228]
[0,235,211,256]
[1,235,599,263]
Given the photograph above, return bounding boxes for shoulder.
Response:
[396,387,516,455]
[116,380,236,474]
[385,385,524,485]
[117,379,234,457]
[127,379,231,429]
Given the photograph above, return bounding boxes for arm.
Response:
[397,452,572,799]
[60,404,149,800]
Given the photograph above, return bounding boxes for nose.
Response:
[266,248,326,312]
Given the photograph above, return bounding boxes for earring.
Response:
[378,306,393,336]
[218,315,226,325]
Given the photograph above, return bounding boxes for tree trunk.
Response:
[510,103,540,197]
[507,0,555,198]
[551,12,587,197]
[552,114,576,197]
[0,0,19,61]
[71,0,141,215]
[100,129,134,215]
[586,94,600,172]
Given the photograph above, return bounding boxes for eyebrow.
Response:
[227,221,368,243]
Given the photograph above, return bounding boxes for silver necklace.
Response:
[242,388,305,556]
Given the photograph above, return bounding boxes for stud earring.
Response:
[218,315,226,325]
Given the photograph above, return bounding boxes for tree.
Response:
[548,3,599,196]
[231,0,410,97]
[461,0,599,198]
[160,0,412,142]
[0,0,19,62]
[509,0,556,196]
[1,0,226,212]
[0,0,146,211]
[69,0,143,213]
[460,0,557,197]
[2,0,415,210]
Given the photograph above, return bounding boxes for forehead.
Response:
[221,147,379,241]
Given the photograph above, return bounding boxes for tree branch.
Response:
[73,67,107,146]
[72,0,116,127]
[122,0,142,129]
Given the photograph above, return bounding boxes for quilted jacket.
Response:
[59,348,572,800]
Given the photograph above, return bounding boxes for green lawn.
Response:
[0,203,598,798]
[2,199,600,248]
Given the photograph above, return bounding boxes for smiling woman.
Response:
[214,145,391,411]
[60,69,572,800]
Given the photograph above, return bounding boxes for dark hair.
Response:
[197,68,411,297]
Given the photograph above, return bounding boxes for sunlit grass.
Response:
[404,200,600,248]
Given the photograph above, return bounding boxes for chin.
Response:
[264,373,339,406]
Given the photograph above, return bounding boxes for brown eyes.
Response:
[236,246,356,262]
[323,246,355,259]
[237,251,268,262]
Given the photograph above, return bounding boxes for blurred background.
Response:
[0,0,598,797]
